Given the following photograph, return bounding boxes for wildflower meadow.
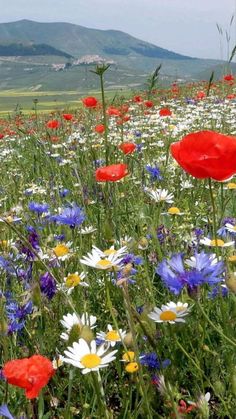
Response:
[0,66,236,418]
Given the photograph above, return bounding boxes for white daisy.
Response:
[52,242,74,261]
[58,272,89,295]
[144,188,174,203]
[200,237,234,247]
[80,246,125,270]
[148,302,190,324]
[96,324,127,347]
[60,312,97,341]
[80,226,97,235]
[64,338,117,374]
[161,207,185,216]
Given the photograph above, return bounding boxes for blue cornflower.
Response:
[6,300,33,334]
[0,256,15,275]
[0,405,14,419]
[156,251,225,295]
[40,272,56,300]
[59,188,70,198]
[50,203,85,228]
[54,234,66,241]
[28,202,49,214]
[208,285,228,299]
[140,352,171,370]
[156,225,171,245]
[146,165,162,181]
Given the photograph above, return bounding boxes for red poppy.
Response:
[133,95,143,103]
[195,91,206,100]
[224,74,234,82]
[62,113,73,121]
[144,100,154,108]
[46,120,60,129]
[119,142,136,154]
[95,163,128,182]
[0,133,4,139]
[82,96,98,108]
[95,124,105,134]
[171,130,236,181]
[159,107,172,116]
[3,355,55,399]
[106,106,121,117]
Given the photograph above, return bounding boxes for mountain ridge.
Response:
[0,19,194,60]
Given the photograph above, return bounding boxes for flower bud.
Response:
[79,325,94,343]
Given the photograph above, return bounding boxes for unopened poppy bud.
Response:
[123,331,133,347]
[79,325,94,343]
[68,324,81,345]
[226,273,236,293]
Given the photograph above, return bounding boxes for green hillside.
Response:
[0,19,193,60]
[0,42,72,58]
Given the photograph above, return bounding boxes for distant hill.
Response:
[0,42,73,58]
[0,19,193,61]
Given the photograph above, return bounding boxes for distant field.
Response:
[0,89,131,115]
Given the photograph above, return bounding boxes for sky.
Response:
[0,0,236,59]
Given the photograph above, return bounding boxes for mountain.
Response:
[0,42,73,58]
[0,19,234,92]
[0,19,193,61]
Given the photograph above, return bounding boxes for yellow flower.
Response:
[125,362,139,373]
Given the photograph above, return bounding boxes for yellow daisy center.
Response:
[95,259,113,269]
[226,182,236,189]
[65,274,81,288]
[6,216,13,223]
[122,351,135,362]
[160,310,177,321]
[105,330,120,341]
[103,248,116,256]
[209,239,225,247]
[168,207,180,215]
[80,354,101,369]
[232,226,236,231]
[53,244,70,257]
[125,362,139,373]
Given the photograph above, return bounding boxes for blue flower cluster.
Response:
[156,251,225,295]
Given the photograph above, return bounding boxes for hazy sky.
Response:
[0,0,236,59]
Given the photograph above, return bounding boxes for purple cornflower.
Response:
[145,165,162,181]
[0,405,14,419]
[40,272,56,300]
[208,285,228,299]
[156,225,171,245]
[140,352,170,370]
[28,202,49,214]
[50,203,85,228]
[6,300,33,334]
[156,251,225,295]
[59,188,70,198]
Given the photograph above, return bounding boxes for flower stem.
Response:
[208,178,219,258]
[92,371,110,418]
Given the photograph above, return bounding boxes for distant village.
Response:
[52,55,115,71]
